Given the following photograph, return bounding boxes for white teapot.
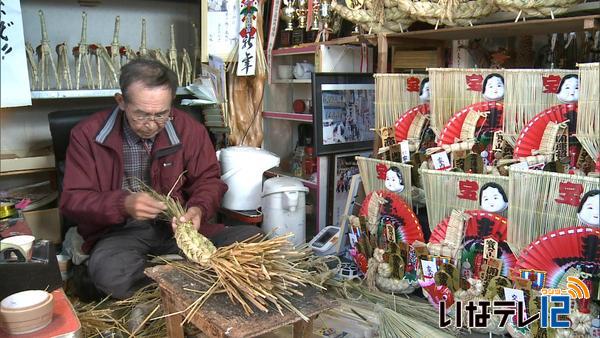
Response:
[293,61,314,79]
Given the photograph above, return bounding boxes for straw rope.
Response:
[577,63,600,163]
[331,0,414,34]
[429,68,503,136]
[395,0,497,26]
[503,69,574,146]
[420,168,509,230]
[461,109,484,140]
[537,121,565,156]
[407,113,428,140]
[375,73,428,130]
[507,168,600,255]
[356,156,413,207]
[492,0,580,17]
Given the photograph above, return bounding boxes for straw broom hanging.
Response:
[507,168,600,255]
[140,177,323,323]
[374,73,427,131]
[428,68,503,136]
[577,63,600,164]
[420,169,509,231]
[503,69,574,146]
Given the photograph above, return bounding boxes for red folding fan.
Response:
[358,190,424,244]
[429,210,508,244]
[516,226,600,288]
[513,103,577,158]
[394,103,430,143]
[438,101,504,146]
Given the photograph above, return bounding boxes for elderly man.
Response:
[60,59,260,299]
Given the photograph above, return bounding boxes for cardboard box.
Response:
[23,208,62,244]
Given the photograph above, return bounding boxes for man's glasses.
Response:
[130,112,173,124]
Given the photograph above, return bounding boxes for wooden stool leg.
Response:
[160,288,185,338]
[293,317,314,338]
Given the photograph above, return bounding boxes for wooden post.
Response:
[160,288,185,338]
[292,317,314,338]
[377,33,388,74]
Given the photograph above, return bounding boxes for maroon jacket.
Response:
[60,107,227,253]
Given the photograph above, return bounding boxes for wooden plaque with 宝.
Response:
[483,238,498,260]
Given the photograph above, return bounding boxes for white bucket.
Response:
[262,177,309,246]
[218,146,280,211]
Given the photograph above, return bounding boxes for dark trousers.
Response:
[87,220,263,299]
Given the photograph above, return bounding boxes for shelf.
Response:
[263,111,313,122]
[271,78,312,84]
[272,44,318,56]
[383,14,599,42]
[0,154,55,176]
[31,87,190,99]
[264,169,318,190]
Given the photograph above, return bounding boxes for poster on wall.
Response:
[0,0,31,108]
[205,0,240,61]
[331,151,370,227]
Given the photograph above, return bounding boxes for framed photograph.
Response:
[202,0,240,62]
[331,151,370,228]
[312,73,376,156]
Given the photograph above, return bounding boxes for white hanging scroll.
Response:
[1,0,31,108]
[236,0,258,76]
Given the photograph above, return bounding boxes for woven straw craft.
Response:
[577,63,600,164]
[507,168,600,255]
[429,68,504,136]
[396,0,497,27]
[356,156,413,207]
[502,69,575,146]
[492,0,581,18]
[375,73,428,130]
[331,0,415,33]
[420,168,509,231]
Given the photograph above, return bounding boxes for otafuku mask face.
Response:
[420,82,431,102]
[483,76,504,101]
[578,194,599,227]
[385,169,404,193]
[557,77,579,103]
[480,187,508,213]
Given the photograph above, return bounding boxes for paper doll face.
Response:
[483,76,504,101]
[557,77,579,103]
[578,194,599,226]
[420,81,431,102]
[385,169,405,193]
[480,187,508,213]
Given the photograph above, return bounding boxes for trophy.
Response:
[296,0,308,29]
[282,0,296,32]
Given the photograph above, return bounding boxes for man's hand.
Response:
[124,192,167,220]
[171,206,202,232]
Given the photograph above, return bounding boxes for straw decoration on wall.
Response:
[502,69,574,146]
[420,169,509,230]
[356,156,413,207]
[507,168,600,255]
[429,68,503,136]
[375,74,427,131]
[577,62,600,163]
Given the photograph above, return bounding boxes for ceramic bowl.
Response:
[0,290,54,335]
[277,65,293,80]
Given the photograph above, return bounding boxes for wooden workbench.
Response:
[145,265,336,338]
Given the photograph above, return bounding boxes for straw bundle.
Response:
[331,0,415,33]
[507,168,600,254]
[375,73,427,131]
[227,3,266,147]
[420,169,509,230]
[356,156,413,207]
[492,0,580,18]
[395,0,497,27]
[429,68,504,136]
[577,63,600,163]
[74,284,165,338]
[142,181,323,322]
[502,69,574,146]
